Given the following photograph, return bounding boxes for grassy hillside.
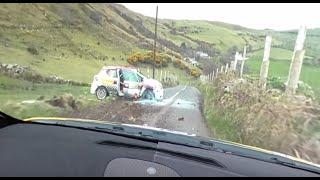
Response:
[0,3,319,85]
[270,29,320,59]
[0,3,195,83]
[0,75,95,119]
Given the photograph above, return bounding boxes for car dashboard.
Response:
[0,123,319,177]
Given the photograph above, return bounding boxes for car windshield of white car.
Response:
[123,70,140,82]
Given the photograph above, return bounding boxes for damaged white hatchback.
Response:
[90,66,164,101]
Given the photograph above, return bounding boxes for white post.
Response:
[230,61,234,71]
[225,63,229,73]
[285,26,307,95]
[216,68,219,77]
[212,70,215,80]
[160,70,163,81]
[232,52,239,70]
[220,66,224,74]
[260,35,272,89]
[147,67,150,78]
[240,46,247,79]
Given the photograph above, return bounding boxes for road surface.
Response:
[136,85,212,137]
[65,85,213,138]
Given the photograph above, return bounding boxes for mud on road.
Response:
[64,86,212,138]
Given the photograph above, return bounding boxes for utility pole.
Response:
[152,5,158,79]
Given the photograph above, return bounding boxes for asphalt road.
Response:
[65,85,212,138]
[138,85,212,138]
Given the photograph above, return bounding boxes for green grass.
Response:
[137,64,194,83]
[166,20,265,52]
[250,48,292,60]
[204,108,240,142]
[194,82,240,142]
[0,75,91,103]
[246,48,320,99]
[0,75,98,119]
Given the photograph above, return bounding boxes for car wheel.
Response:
[96,86,109,100]
[140,89,155,100]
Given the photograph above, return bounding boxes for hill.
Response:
[0,3,319,83]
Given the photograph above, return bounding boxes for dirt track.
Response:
[64,85,212,138]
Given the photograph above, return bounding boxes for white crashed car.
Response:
[90,66,163,101]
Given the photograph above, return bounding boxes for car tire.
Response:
[140,88,155,100]
[96,86,109,100]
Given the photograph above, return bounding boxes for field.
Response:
[246,47,320,99]
[0,75,96,119]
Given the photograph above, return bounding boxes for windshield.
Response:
[1,3,320,168]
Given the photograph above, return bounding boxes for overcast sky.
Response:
[120,3,320,30]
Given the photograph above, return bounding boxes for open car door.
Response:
[121,69,143,98]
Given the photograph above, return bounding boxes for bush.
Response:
[127,51,171,67]
[190,68,201,78]
[267,76,285,90]
[27,46,39,55]
[297,81,315,99]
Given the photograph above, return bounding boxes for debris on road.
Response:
[178,117,184,121]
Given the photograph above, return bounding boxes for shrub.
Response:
[190,68,201,78]
[27,46,39,55]
[127,51,171,67]
[267,76,285,90]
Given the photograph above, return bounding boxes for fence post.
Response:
[225,63,229,73]
[240,46,247,79]
[285,26,307,95]
[259,35,272,89]
[220,66,224,74]
[147,67,150,78]
[230,61,234,71]
[232,52,239,70]
[212,70,215,80]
